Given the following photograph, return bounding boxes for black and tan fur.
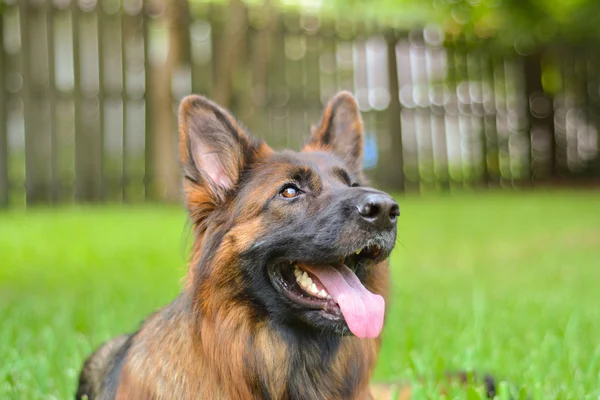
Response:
[76,92,498,400]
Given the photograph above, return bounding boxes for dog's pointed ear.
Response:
[304,91,364,174]
[178,95,271,209]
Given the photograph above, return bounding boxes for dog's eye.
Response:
[280,185,300,199]
[351,182,360,187]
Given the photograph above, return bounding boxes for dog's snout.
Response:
[357,193,399,230]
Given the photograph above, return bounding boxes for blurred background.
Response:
[1,0,599,207]
[2,1,600,398]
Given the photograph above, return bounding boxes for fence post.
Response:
[143,5,153,201]
[146,0,189,202]
[20,1,54,205]
[211,0,248,108]
[0,13,7,207]
[524,51,556,180]
[72,3,104,202]
[385,30,404,192]
[45,2,59,203]
[121,10,130,201]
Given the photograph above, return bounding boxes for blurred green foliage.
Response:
[435,0,600,49]
[311,0,600,49]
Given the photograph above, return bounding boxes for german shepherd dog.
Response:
[76,92,497,399]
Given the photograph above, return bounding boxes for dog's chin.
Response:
[267,241,391,336]
[300,309,352,336]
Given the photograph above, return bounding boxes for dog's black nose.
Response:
[357,193,399,230]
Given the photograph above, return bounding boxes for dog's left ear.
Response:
[304,91,364,174]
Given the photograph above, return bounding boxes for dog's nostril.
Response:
[389,204,400,221]
[360,203,380,219]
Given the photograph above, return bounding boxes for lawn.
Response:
[1,190,599,399]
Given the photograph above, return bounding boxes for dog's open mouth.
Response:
[269,243,386,339]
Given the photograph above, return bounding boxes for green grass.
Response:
[1,190,600,399]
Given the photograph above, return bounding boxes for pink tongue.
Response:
[301,264,385,339]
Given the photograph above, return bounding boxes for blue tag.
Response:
[363,133,378,170]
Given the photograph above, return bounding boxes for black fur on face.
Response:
[235,151,397,335]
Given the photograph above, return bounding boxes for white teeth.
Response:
[293,267,330,299]
[310,283,318,294]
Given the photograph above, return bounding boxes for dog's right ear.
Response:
[178,95,271,215]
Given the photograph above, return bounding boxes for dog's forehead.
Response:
[266,150,344,175]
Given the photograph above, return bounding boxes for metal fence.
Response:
[1,0,599,206]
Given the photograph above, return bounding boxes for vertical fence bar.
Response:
[385,30,403,191]
[586,57,600,180]
[334,20,354,93]
[121,8,129,201]
[301,13,322,148]
[452,37,468,187]
[99,4,121,201]
[443,41,457,189]
[576,56,587,176]
[514,58,532,183]
[283,12,303,147]
[75,4,103,201]
[190,4,213,97]
[423,35,440,191]
[486,55,501,186]
[245,3,276,138]
[480,54,496,186]
[493,57,509,184]
[416,32,435,191]
[264,12,286,148]
[455,35,474,187]
[46,2,58,203]
[462,49,477,185]
[208,3,221,100]
[556,54,569,177]
[428,35,450,191]
[51,5,76,204]
[526,52,556,181]
[364,25,393,191]
[21,0,52,205]
[401,37,419,190]
[0,12,7,207]
[71,1,84,201]
[96,2,106,201]
[6,4,26,206]
[143,3,153,200]
[18,0,32,205]
[318,19,337,106]
[466,50,487,185]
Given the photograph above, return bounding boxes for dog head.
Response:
[179,92,398,339]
